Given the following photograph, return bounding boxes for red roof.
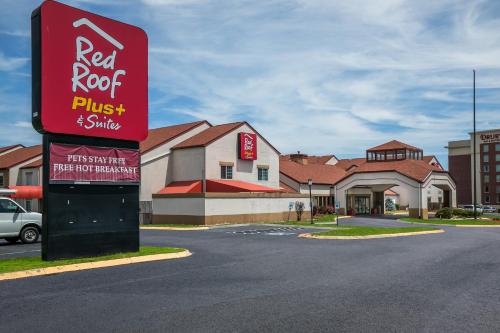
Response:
[173,122,245,149]
[140,121,210,153]
[341,159,446,183]
[367,140,421,151]
[0,144,23,155]
[384,189,399,196]
[157,179,280,194]
[279,181,298,193]
[20,158,42,169]
[280,160,346,185]
[280,154,337,164]
[0,145,42,169]
[335,158,366,170]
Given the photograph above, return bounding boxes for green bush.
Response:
[435,207,480,219]
[435,207,453,219]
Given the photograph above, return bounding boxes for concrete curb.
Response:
[0,250,192,282]
[298,229,444,240]
[141,226,209,231]
[397,218,500,228]
[455,225,500,228]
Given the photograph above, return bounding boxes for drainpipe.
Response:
[202,149,206,193]
[418,183,422,219]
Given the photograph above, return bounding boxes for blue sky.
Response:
[1,0,500,168]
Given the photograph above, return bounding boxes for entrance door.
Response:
[354,196,370,215]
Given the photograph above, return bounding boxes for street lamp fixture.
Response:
[308,179,313,224]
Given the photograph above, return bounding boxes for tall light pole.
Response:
[473,70,477,220]
[308,179,313,224]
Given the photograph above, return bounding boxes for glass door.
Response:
[354,196,370,215]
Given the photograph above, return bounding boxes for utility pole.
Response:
[473,69,477,220]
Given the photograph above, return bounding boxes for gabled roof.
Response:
[140,121,210,154]
[339,159,446,183]
[335,158,366,170]
[20,158,43,169]
[0,145,42,169]
[0,144,23,155]
[280,154,337,165]
[367,140,421,151]
[172,121,280,154]
[423,155,443,170]
[280,160,347,185]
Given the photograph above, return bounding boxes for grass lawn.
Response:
[141,224,206,228]
[400,217,500,225]
[313,226,438,237]
[279,214,339,227]
[0,246,184,274]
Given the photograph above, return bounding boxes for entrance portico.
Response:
[335,170,456,219]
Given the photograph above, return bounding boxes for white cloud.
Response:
[0,52,28,72]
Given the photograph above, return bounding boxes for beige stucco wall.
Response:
[170,147,205,182]
[205,124,280,189]
[139,123,210,202]
[8,156,41,187]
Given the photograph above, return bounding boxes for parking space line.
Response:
[0,249,41,257]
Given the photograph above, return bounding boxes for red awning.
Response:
[157,180,202,194]
[156,179,280,194]
[206,179,278,193]
[8,186,43,199]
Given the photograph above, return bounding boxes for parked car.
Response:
[462,204,484,214]
[0,197,42,244]
[482,206,498,213]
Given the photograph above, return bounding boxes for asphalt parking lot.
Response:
[1,217,500,332]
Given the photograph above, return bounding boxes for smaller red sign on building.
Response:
[49,143,140,183]
[239,132,257,160]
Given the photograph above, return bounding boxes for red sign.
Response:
[49,143,140,183]
[33,0,148,141]
[239,132,257,160]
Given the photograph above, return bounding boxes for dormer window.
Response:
[366,140,423,162]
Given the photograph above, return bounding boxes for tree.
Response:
[385,198,395,211]
[295,201,305,221]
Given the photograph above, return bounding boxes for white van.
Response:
[0,197,42,244]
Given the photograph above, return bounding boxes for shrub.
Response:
[312,205,318,216]
[325,205,335,215]
[318,206,328,214]
[435,207,453,219]
[436,207,481,219]
[395,204,400,210]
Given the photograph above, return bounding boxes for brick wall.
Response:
[449,154,471,205]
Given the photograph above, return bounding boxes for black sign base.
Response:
[42,134,140,261]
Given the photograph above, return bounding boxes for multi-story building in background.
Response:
[448,128,500,209]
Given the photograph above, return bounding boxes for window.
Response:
[0,200,20,213]
[484,174,490,183]
[483,144,489,153]
[497,154,500,162]
[396,150,405,159]
[497,194,500,204]
[25,200,32,212]
[484,195,490,203]
[483,164,489,172]
[497,185,500,193]
[483,154,489,163]
[496,143,500,151]
[257,167,268,181]
[367,152,374,161]
[386,151,395,160]
[376,152,384,161]
[25,172,33,186]
[220,165,233,179]
[497,164,500,173]
[0,174,3,187]
[484,184,489,193]
[497,174,500,183]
